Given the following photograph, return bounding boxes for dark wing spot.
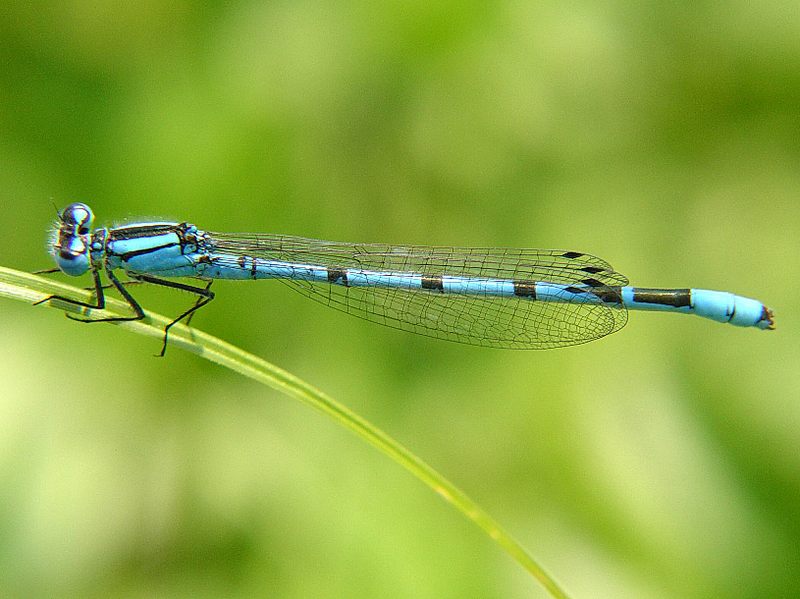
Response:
[582,278,604,287]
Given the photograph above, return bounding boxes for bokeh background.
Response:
[1,3,798,598]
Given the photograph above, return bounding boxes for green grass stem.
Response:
[0,265,569,599]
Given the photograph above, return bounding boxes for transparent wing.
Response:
[209,233,630,348]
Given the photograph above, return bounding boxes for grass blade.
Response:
[0,265,569,598]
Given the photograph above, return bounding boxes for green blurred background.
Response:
[1,2,798,597]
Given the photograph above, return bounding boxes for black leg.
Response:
[34,265,144,325]
[86,279,145,293]
[34,265,106,311]
[65,267,146,324]
[185,280,213,327]
[37,267,214,357]
[129,274,215,356]
[33,265,143,294]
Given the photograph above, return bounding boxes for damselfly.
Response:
[38,203,774,355]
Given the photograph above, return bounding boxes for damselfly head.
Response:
[49,202,94,276]
[60,202,94,234]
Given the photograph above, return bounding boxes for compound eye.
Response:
[61,203,94,234]
[54,236,90,276]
